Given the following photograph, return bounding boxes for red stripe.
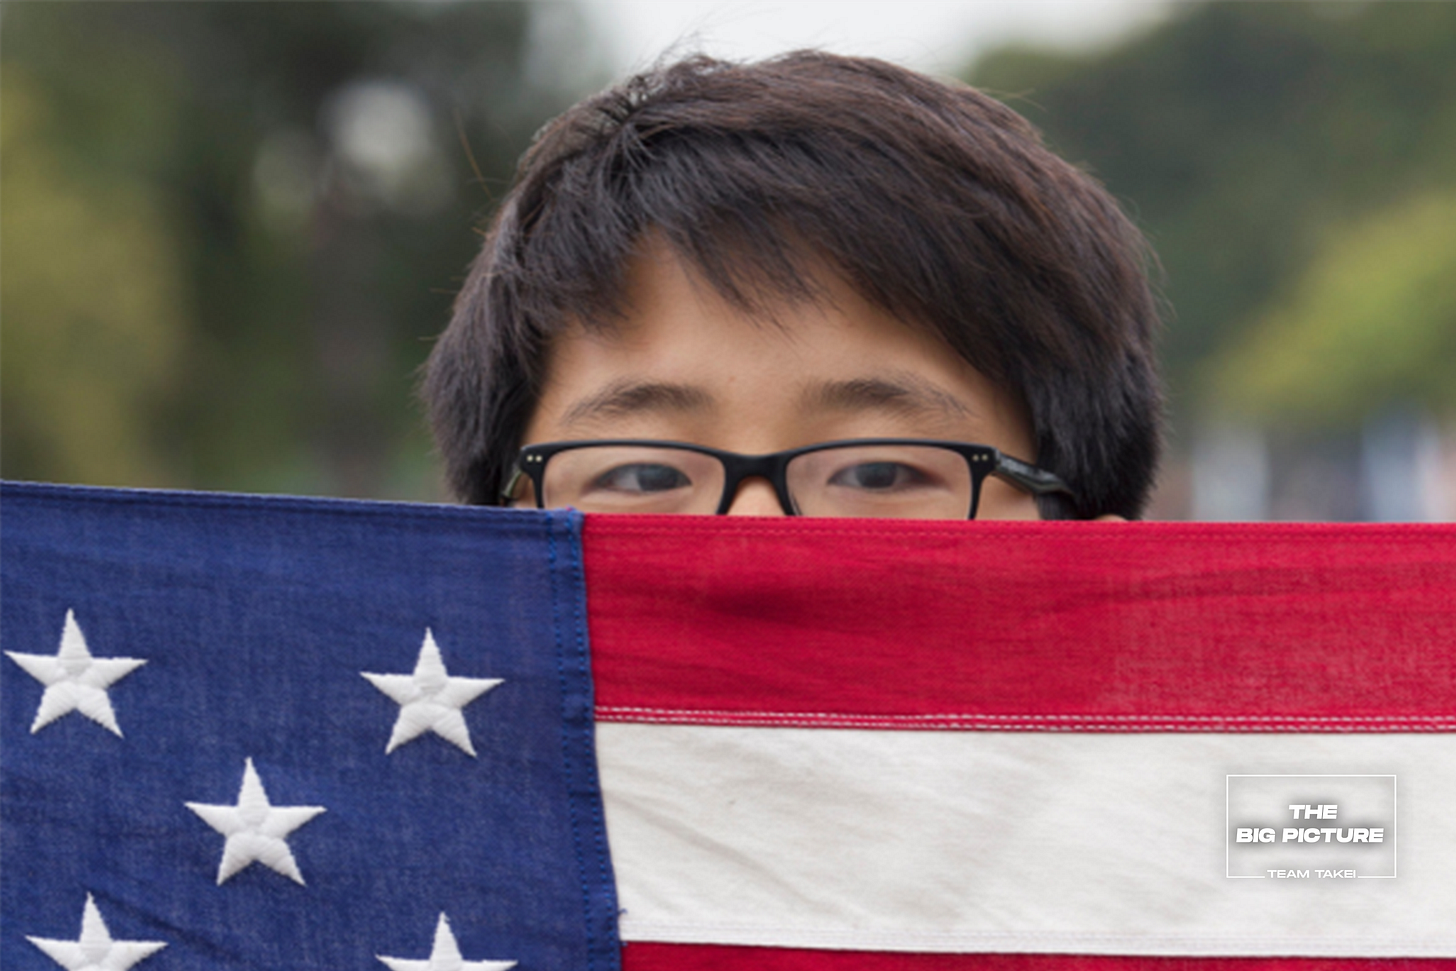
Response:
[583,519,1456,728]
[622,943,1456,970]
[592,710,1454,731]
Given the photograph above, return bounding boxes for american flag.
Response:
[3,481,1453,970]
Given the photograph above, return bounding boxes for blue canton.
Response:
[1,482,620,971]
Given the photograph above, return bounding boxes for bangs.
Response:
[424,52,1162,518]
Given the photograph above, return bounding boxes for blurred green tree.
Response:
[1209,190,1456,427]
[2,64,185,486]
[968,2,1456,409]
[2,0,602,497]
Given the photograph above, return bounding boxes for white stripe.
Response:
[597,726,1456,956]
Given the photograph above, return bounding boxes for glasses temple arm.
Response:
[993,454,1076,497]
[501,468,526,504]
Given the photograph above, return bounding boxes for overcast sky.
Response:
[577,0,1176,76]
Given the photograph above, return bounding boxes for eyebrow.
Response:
[802,374,975,420]
[559,380,713,428]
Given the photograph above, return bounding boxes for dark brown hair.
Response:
[423,51,1163,518]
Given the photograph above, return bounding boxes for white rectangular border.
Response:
[1226,774,1397,879]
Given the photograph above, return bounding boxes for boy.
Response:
[423,51,1162,520]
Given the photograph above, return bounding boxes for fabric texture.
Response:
[4,484,1454,970]
[580,516,1456,966]
[1,482,619,971]
[582,517,1455,729]
[598,726,1453,955]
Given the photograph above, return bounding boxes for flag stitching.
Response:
[593,708,1456,731]
[549,511,621,971]
[567,512,620,964]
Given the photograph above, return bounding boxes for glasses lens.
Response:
[540,445,725,514]
[787,444,973,519]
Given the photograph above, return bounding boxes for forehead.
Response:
[550,240,967,389]
[524,240,1033,457]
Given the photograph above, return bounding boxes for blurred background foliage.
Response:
[2,0,598,497]
[3,0,1454,516]
[968,1,1456,519]
[969,1,1456,422]
[1211,190,1456,426]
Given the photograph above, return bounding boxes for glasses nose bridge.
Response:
[715,450,796,515]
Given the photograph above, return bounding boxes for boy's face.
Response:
[522,240,1042,519]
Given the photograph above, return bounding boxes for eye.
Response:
[826,461,931,492]
[588,462,692,494]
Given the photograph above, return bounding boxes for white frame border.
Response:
[1225,773,1396,879]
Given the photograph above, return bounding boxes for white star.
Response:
[26,893,167,970]
[361,629,503,757]
[376,912,517,971]
[6,609,147,736]
[185,757,326,885]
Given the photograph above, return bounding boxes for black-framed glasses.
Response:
[504,439,1074,520]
